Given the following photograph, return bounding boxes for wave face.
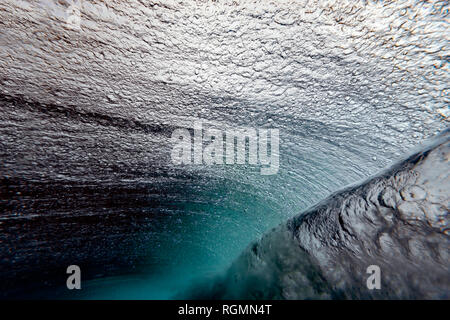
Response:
[184,132,450,299]
[0,1,448,298]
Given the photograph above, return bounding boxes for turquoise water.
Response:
[68,146,388,299]
[1,0,448,299]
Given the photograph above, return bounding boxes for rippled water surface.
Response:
[0,0,448,299]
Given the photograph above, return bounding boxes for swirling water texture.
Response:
[0,0,448,298]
